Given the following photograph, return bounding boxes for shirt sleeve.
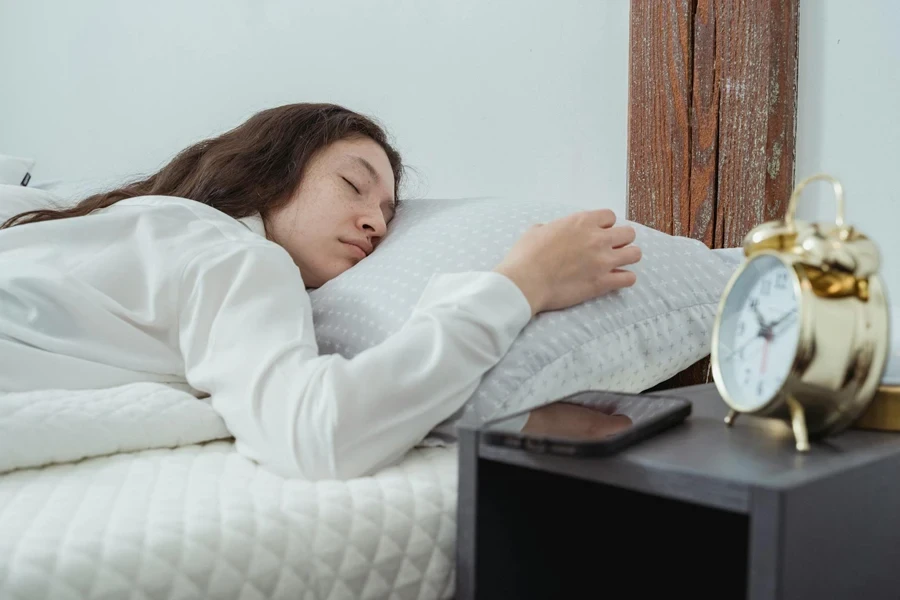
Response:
[178,241,532,480]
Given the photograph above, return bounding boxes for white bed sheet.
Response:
[0,442,458,600]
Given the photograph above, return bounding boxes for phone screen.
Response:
[481,390,691,450]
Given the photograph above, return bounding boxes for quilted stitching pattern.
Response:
[0,383,230,474]
[0,443,457,600]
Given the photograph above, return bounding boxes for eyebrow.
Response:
[351,156,381,183]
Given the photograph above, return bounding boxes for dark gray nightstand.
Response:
[456,383,900,599]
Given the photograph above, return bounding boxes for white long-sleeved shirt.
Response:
[0,195,532,479]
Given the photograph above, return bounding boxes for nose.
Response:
[359,207,387,240]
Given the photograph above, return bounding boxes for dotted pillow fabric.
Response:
[308,198,736,435]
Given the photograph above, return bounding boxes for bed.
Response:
[0,239,746,600]
[0,384,458,600]
[0,4,798,599]
[0,443,456,599]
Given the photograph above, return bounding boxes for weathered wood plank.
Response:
[626,0,694,236]
[713,0,799,248]
[688,0,719,247]
[626,0,799,388]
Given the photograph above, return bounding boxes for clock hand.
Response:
[721,310,795,366]
[721,305,792,365]
[751,301,769,330]
[721,334,763,363]
[758,309,798,342]
[753,308,797,341]
[770,308,798,331]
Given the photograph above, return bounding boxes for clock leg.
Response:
[724,409,739,427]
[786,395,811,452]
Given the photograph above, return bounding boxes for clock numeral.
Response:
[738,321,746,336]
[757,381,764,397]
[749,297,760,310]
[744,368,752,385]
[760,279,771,296]
[776,272,788,289]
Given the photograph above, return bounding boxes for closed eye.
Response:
[341,176,360,194]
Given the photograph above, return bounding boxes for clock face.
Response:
[714,254,801,411]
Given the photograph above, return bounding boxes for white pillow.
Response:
[0,184,64,224]
[0,154,35,186]
[308,198,738,435]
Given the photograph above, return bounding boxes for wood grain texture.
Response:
[688,0,719,246]
[713,0,799,248]
[626,0,694,236]
[627,0,799,249]
[626,0,799,387]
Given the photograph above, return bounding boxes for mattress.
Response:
[0,384,458,600]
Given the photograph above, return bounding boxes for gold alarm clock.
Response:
[710,174,890,451]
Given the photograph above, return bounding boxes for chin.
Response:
[311,264,353,288]
[300,271,328,289]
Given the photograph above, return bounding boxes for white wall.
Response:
[795,0,900,299]
[0,0,630,213]
[4,0,897,297]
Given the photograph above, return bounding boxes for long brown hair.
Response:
[1,103,403,229]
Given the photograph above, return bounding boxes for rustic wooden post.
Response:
[627,0,800,249]
[627,0,800,387]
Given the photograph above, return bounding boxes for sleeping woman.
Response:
[0,103,641,479]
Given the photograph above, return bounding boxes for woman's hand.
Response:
[494,209,641,315]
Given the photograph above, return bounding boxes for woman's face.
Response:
[266,136,396,288]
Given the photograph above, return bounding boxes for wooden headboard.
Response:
[626,0,800,387]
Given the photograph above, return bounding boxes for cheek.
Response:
[268,178,360,260]
[271,192,328,238]
[265,203,312,264]
[296,180,356,225]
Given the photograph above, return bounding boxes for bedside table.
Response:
[456,383,900,599]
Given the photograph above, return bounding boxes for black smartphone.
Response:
[480,389,692,457]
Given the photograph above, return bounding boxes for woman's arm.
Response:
[178,241,531,480]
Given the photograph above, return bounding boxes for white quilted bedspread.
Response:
[0,384,459,600]
[0,384,231,474]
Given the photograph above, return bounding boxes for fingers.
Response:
[612,244,642,267]
[606,225,636,249]
[606,269,638,290]
[581,209,616,228]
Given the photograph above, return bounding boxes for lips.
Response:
[342,240,372,258]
